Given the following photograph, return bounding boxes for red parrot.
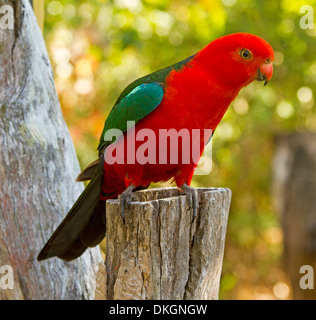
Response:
[38,32,274,261]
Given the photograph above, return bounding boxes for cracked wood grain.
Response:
[103,187,231,300]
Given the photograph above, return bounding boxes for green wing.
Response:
[97,82,164,154]
[97,54,195,154]
[77,55,195,181]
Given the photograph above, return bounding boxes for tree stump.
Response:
[0,0,102,299]
[273,133,316,300]
[98,187,231,300]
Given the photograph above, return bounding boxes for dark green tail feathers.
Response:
[37,170,105,261]
[76,157,102,182]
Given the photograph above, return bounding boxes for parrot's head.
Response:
[196,33,275,89]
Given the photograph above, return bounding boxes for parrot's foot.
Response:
[119,184,135,223]
[180,183,199,223]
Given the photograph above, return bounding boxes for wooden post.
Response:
[96,187,231,300]
[273,133,316,300]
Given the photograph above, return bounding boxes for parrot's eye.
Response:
[240,49,252,60]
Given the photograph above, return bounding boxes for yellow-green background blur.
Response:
[43,0,316,299]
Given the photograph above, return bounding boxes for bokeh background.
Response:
[42,0,316,299]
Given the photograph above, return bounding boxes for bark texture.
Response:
[103,187,231,300]
[0,0,102,299]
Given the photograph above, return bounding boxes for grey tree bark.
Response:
[273,133,316,300]
[96,187,231,300]
[0,0,102,299]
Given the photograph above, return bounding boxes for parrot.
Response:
[38,32,274,261]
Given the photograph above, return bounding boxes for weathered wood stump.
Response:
[96,187,231,300]
[273,133,316,300]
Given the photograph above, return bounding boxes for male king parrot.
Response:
[38,33,274,261]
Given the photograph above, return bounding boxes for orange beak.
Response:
[256,62,273,86]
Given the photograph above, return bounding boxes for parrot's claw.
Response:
[119,185,135,223]
[180,183,199,223]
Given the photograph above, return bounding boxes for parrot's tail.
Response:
[76,157,102,182]
[37,170,107,261]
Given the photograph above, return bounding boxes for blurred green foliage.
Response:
[43,0,316,299]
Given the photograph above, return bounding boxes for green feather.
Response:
[115,55,194,106]
[97,55,195,154]
[98,82,164,153]
[37,168,103,261]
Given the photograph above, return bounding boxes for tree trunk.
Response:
[272,133,316,300]
[99,187,231,300]
[0,0,102,299]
